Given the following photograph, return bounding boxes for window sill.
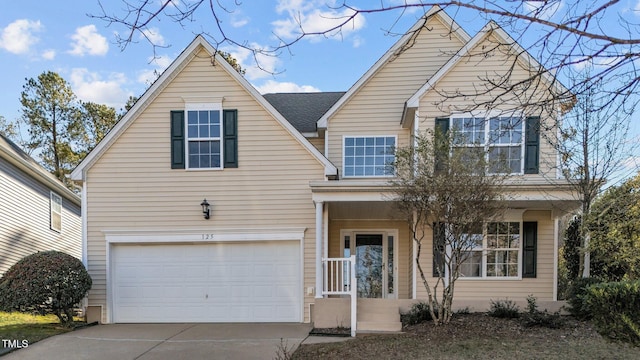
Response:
[185,167,224,171]
[456,276,522,281]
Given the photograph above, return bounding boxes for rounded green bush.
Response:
[0,251,92,326]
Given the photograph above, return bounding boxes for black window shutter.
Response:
[170,110,185,169]
[522,221,537,278]
[524,116,540,174]
[434,118,450,172]
[433,222,446,277]
[223,109,238,168]
[435,117,450,135]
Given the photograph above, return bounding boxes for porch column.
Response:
[315,201,324,298]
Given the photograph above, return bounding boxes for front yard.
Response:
[293,313,640,359]
[0,312,74,351]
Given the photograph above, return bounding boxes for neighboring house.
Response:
[71,6,578,331]
[0,133,81,277]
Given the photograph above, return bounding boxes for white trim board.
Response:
[104,228,306,244]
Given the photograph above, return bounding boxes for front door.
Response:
[342,232,396,298]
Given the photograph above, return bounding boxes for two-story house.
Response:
[1,133,81,276]
[71,6,578,332]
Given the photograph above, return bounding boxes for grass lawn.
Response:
[293,313,640,360]
[0,312,74,347]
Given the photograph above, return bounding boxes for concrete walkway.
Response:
[2,323,313,360]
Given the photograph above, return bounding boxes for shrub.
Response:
[487,299,520,318]
[455,306,471,315]
[583,280,640,345]
[402,301,436,326]
[567,277,602,319]
[0,251,92,326]
[520,295,563,329]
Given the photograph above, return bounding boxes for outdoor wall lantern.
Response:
[200,199,211,219]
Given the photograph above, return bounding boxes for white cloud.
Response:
[69,68,130,108]
[41,49,56,60]
[272,0,366,43]
[0,19,42,54]
[137,69,161,86]
[141,27,165,46]
[352,35,363,48]
[224,44,281,81]
[254,80,320,94]
[524,1,564,21]
[69,25,109,56]
[230,10,250,28]
[137,54,175,85]
[231,17,250,28]
[151,54,173,69]
[572,55,627,71]
[635,0,640,13]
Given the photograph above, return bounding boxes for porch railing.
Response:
[322,255,357,336]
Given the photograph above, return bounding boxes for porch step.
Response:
[356,299,402,333]
[357,321,402,332]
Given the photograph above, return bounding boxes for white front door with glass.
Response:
[341,230,397,299]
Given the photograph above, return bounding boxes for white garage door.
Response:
[112,241,301,323]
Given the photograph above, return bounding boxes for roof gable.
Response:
[405,20,570,110]
[71,36,337,180]
[316,5,470,129]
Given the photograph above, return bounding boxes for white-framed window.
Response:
[343,136,396,177]
[451,114,524,174]
[458,221,521,278]
[50,191,62,232]
[186,104,222,169]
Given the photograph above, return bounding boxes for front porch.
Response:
[311,196,414,335]
[309,179,578,335]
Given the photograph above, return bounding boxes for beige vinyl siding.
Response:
[417,33,558,180]
[85,47,325,323]
[326,16,465,173]
[307,137,325,155]
[0,158,81,276]
[328,219,411,299]
[416,210,555,301]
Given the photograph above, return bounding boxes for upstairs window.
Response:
[50,192,62,232]
[343,136,396,177]
[187,109,222,169]
[451,115,524,174]
[170,106,238,170]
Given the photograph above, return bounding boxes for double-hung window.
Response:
[488,117,523,173]
[50,191,62,232]
[343,136,396,177]
[171,105,238,170]
[186,106,222,169]
[450,115,524,174]
[458,222,521,278]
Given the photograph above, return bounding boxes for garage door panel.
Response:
[112,242,301,323]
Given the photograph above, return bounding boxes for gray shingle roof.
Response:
[263,92,345,133]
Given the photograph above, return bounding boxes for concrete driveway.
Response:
[3,323,313,360]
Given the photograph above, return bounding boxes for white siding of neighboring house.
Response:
[84,46,326,323]
[0,158,81,276]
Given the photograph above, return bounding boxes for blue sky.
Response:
[1,1,639,183]
[0,1,433,122]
